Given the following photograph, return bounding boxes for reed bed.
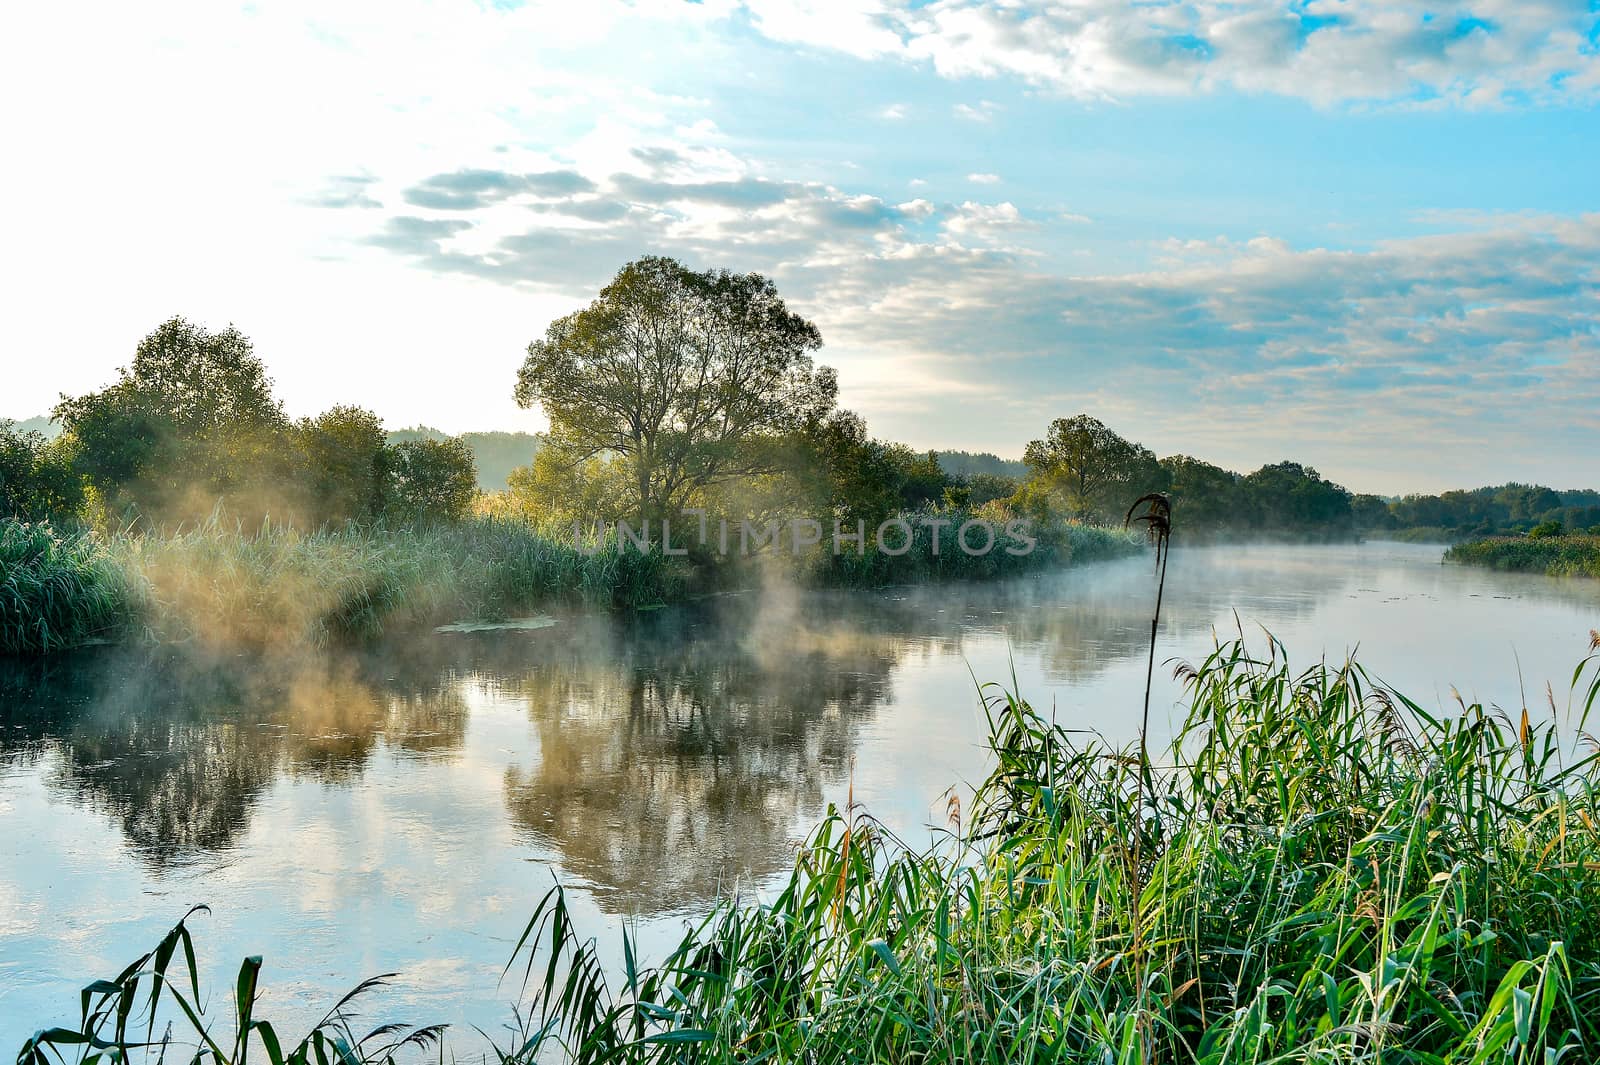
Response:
[818,511,1139,587]
[0,516,684,655]
[0,520,142,655]
[0,514,1134,656]
[1446,534,1600,579]
[20,635,1600,1064]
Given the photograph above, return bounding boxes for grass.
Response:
[0,520,142,655]
[0,516,686,656]
[0,513,1139,656]
[1445,534,1600,579]
[20,633,1600,1064]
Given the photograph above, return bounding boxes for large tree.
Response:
[515,257,836,521]
[381,437,478,523]
[54,317,288,521]
[1022,415,1163,522]
[1159,454,1240,532]
[292,405,388,524]
[1237,461,1353,535]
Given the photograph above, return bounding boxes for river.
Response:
[2,541,1597,1044]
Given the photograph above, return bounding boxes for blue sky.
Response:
[3,0,1598,493]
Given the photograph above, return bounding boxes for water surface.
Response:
[2,542,1597,1044]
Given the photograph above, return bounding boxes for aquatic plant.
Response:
[0,512,1136,657]
[816,508,1140,588]
[1446,534,1600,579]
[20,635,1600,1063]
[0,515,687,655]
[0,520,141,655]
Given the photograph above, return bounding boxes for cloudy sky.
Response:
[4,0,1598,493]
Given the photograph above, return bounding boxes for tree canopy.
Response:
[1022,415,1163,522]
[515,257,836,521]
[53,317,287,520]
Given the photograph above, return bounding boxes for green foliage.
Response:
[0,520,139,655]
[291,405,388,524]
[1390,483,1600,541]
[1446,534,1600,578]
[1023,414,1165,523]
[388,426,543,490]
[1350,491,1396,531]
[460,430,543,490]
[516,256,837,520]
[381,437,478,522]
[53,317,289,523]
[797,411,951,527]
[15,903,448,1065]
[1530,519,1565,539]
[958,471,1018,507]
[0,421,83,521]
[816,508,1137,587]
[1158,453,1238,531]
[1236,460,1354,534]
[0,515,683,656]
[23,640,1600,1062]
[471,638,1600,1063]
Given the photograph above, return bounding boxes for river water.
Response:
[2,542,1597,1045]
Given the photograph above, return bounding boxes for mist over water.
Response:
[2,541,1597,1044]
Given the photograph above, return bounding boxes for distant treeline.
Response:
[5,303,1596,549]
[1383,485,1600,541]
[935,450,1029,480]
[387,426,542,491]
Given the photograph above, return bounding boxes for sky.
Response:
[2,0,1598,494]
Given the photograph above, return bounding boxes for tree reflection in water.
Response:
[0,564,1193,910]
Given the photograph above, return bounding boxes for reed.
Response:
[816,509,1140,588]
[0,516,686,655]
[1446,534,1600,579]
[21,634,1600,1064]
[1,513,1135,657]
[0,519,141,655]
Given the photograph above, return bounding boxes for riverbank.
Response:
[21,637,1600,1062]
[0,515,1139,656]
[1446,533,1600,578]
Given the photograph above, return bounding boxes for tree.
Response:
[1237,462,1353,536]
[795,410,953,526]
[1350,494,1396,533]
[506,449,634,525]
[515,257,837,522]
[0,420,83,520]
[53,317,287,521]
[961,472,1019,507]
[382,438,477,522]
[1022,415,1163,522]
[293,405,387,525]
[1159,455,1239,532]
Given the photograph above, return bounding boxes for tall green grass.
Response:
[22,635,1600,1063]
[0,520,141,655]
[0,516,685,655]
[1,513,1137,656]
[1446,534,1600,579]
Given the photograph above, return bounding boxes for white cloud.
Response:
[340,120,1600,488]
[878,102,909,119]
[953,100,1001,121]
[942,201,1026,239]
[2,0,1595,489]
[736,0,1600,108]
